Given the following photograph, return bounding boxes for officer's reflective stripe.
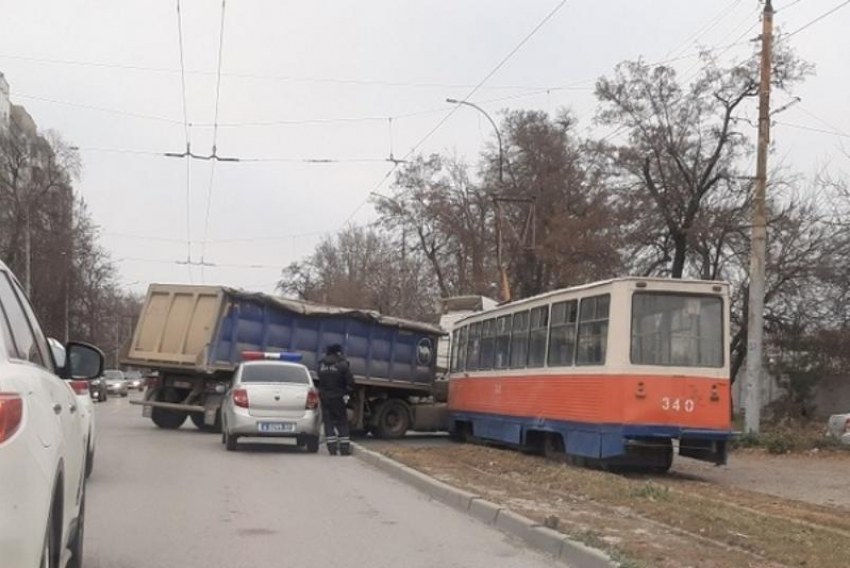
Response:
[326,436,338,443]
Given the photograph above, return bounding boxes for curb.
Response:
[352,443,616,568]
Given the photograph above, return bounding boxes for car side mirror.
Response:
[62,342,105,380]
[48,338,67,369]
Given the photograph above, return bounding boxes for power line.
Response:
[176,0,193,281]
[774,121,850,138]
[335,0,572,230]
[200,0,228,278]
[783,0,850,38]
[117,256,287,270]
[13,93,182,124]
[0,51,591,92]
[664,0,743,60]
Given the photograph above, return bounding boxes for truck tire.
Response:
[373,399,411,439]
[190,412,222,433]
[151,408,187,429]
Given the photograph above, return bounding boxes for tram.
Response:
[447,277,731,472]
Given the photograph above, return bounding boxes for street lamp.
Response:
[446,98,511,302]
[446,98,503,184]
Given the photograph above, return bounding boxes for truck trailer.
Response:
[123,284,448,438]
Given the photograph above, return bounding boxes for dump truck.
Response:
[123,284,448,438]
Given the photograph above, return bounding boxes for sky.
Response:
[0,0,847,296]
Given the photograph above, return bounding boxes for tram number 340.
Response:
[661,397,695,412]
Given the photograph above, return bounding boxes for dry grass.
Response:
[374,443,850,568]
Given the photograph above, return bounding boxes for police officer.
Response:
[316,344,355,456]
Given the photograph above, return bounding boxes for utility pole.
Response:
[744,0,774,434]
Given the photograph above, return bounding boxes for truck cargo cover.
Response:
[223,288,446,336]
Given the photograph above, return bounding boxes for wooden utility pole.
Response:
[744,0,774,434]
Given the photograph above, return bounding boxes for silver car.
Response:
[124,370,144,391]
[221,360,321,452]
[103,369,129,397]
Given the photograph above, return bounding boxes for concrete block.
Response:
[525,526,565,558]
[559,537,616,568]
[469,498,502,525]
[433,484,478,512]
[495,509,538,541]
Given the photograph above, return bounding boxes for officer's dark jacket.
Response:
[316,353,356,399]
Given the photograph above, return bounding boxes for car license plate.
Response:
[258,422,295,433]
[173,380,192,389]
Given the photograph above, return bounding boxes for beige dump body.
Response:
[122,285,227,372]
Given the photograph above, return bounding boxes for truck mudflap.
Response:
[203,394,223,426]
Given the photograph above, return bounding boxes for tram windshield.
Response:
[630,293,723,368]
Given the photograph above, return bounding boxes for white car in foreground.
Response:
[828,413,850,446]
[0,260,104,568]
[221,352,321,453]
[49,338,97,479]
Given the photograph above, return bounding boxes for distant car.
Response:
[0,258,105,568]
[125,370,144,391]
[828,413,850,446]
[49,339,97,478]
[89,376,108,402]
[104,369,129,397]
[221,356,321,452]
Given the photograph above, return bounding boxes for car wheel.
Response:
[225,430,238,451]
[65,485,86,568]
[305,435,320,453]
[85,446,95,479]
[41,486,59,568]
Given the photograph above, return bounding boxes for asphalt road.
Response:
[85,396,556,568]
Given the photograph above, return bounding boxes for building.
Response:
[0,71,10,131]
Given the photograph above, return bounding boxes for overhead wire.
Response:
[336,0,572,229]
[199,0,228,280]
[782,0,850,39]
[176,0,194,281]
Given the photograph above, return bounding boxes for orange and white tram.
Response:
[447,277,732,472]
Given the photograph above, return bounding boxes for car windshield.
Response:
[240,364,309,384]
[125,371,142,380]
[104,370,124,380]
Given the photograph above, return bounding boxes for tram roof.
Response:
[453,276,729,326]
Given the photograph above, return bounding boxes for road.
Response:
[85,396,557,568]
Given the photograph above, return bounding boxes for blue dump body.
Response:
[208,292,441,392]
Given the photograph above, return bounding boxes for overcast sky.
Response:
[0,0,846,296]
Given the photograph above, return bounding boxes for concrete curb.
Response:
[352,443,617,568]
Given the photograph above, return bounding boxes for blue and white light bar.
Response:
[241,351,303,362]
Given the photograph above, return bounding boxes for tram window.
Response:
[576,295,610,365]
[631,293,723,367]
[548,300,578,367]
[509,311,530,368]
[450,329,459,372]
[480,319,495,370]
[465,322,482,371]
[528,306,549,368]
[456,326,468,372]
[494,315,511,369]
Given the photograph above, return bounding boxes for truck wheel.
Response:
[373,399,411,439]
[191,411,223,433]
[151,408,187,429]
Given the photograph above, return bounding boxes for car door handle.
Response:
[52,403,62,415]
[68,404,77,414]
